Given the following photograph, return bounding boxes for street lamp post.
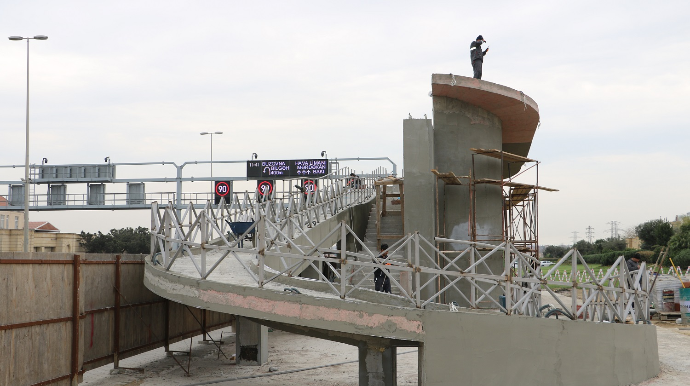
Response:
[9,35,48,253]
[200,131,223,179]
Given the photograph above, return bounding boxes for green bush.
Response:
[669,249,690,268]
[581,250,639,266]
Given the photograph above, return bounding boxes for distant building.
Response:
[625,237,641,250]
[0,196,84,253]
[671,212,690,231]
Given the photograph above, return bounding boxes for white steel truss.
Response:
[151,180,650,324]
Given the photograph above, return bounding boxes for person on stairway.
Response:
[374,243,392,293]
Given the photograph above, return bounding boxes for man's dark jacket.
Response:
[470,41,487,62]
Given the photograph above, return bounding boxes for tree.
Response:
[635,219,673,250]
[621,226,637,240]
[80,226,150,254]
[573,240,595,255]
[668,218,690,257]
[600,238,627,253]
[543,245,569,259]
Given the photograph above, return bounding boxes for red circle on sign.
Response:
[258,181,273,196]
[303,179,317,192]
[215,182,230,196]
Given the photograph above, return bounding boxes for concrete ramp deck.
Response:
[145,250,425,342]
[144,248,660,386]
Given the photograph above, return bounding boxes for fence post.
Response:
[70,254,81,386]
[114,255,121,369]
[406,233,412,297]
[642,263,650,322]
[470,247,476,308]
[258,215,266,287]
[571,249,578,319]
[618,259,626,320]
[415,232,421,308]
[201,212,207,277]
[340,221,347,299]
[504,242,512,315]
[150,203,157,259]
[164,209,171,267]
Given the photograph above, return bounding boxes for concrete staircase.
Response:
[351,190,407,295]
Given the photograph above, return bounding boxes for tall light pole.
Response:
[200,131,223,179]
[9,35,48,253]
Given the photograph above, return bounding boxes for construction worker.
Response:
[374,243,391,293]
[626,253,642,273]
[470,35,489,79]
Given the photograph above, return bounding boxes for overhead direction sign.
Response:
[247,159,328,179]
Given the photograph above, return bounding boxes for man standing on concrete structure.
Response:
[470,35,489,79]
[374,244,391,293]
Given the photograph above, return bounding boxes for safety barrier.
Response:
[151,201,651,323]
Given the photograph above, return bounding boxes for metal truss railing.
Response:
[151,200,651,324]
[150,176,377,275]
[220,176,376,229]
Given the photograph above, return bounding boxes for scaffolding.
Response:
[432,148,557,260]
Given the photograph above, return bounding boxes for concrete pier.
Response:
[359,343,397,386]
[235,316,269,365]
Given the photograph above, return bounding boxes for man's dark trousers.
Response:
[374,272,391,293]
[472,60,483,79]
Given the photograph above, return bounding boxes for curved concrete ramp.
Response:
[144,255,659,386]
[144,255,425,342]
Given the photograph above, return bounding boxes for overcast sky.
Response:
[1,1,689,245]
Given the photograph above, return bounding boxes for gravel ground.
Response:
[81,329,419,386]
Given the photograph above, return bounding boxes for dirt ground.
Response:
[81,329,418,386]
[81,319,689,386]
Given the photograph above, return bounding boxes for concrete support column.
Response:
[235,316,268,365]
[359,342,397,386]
[402,118,437,303]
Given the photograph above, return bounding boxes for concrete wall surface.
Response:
[432,96,503,243]
[145,258,660,386]
[0,252,233,386]
[402,118,435,241]
[402,119,436,298]
[421,309,659,386]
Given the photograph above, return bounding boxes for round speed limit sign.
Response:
[214,181,231,204]
[257,180,274,197]
[302,179,318,194]
[215,181,230,197]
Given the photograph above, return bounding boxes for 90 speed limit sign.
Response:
[257,180,274,200]
[214,181,232,204]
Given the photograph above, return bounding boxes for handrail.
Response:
[151,184,650,324]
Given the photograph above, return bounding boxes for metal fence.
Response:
[150,179,650,324]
